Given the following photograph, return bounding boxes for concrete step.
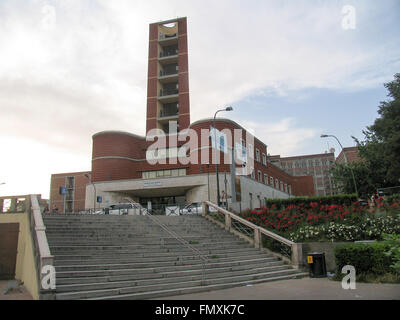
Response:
[54,251,273,271]
[56,258,283,285]
[54,253,275,277]
[44,213,301,300]
[49,240,249,251]
[52,247,262,264]
[55,264,290,296]
[56,269,307,300]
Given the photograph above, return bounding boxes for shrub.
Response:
[334,242,394,276]
[264,194,357,209]
[288,216,400,242]
[383,233,400,274]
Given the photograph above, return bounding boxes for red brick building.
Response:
[270,152,336,196]
[336,146,360,164]
[49,171,91,213]
[49,18,315,213]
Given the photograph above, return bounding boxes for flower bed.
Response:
[242,198,400,242]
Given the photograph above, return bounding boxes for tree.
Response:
[332,73,400,197]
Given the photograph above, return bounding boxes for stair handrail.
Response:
[123,198,208,284]
[29,195,55,298]
[203,201,302,268]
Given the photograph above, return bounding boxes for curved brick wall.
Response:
[91,120,314,196]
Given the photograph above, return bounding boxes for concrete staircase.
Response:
[43,214,307,300]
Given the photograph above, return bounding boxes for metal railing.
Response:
[160,70,178,77]
[160,51,178,58]
[123,198,209,285]
[202,201,302,268]
[159,88,179,97]
[159,109,179,118]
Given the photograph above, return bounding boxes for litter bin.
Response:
[307,252,327,278]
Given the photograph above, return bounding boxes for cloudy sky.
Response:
[1,0,399,198]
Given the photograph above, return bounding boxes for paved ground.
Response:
[153,277,400,300]
[0,280,33,300]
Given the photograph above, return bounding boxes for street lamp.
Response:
[321,134,358,198]
[84,173,97,212]
[213,106,233,206]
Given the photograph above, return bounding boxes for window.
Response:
[308,160,314,167]
[251,167,255,179]
[256,149,260,162]
[270,176,274,185]
[288,185,292,195]
[275,178,279,189]
[258,170,262,182]
[295,162,300,168]
[262,153,267,166]
[287,162,292,169]
[264,174,268,185]
[280,181,284,191]
[284,184,288,193]
[142,168,186,179]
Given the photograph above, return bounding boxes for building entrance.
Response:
[139,195,186,215]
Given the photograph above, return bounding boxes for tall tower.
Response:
[146,17,190,135]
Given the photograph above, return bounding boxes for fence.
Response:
[202,201,302,268]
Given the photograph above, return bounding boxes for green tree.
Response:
[332,73,400,197]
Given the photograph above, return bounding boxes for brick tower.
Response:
[146,17,190,135]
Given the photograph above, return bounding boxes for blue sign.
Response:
[97,196,102,203]
[59,186,67,195]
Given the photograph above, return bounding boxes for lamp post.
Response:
[213,106,233,206]
[84,173,97,212]
[321,134,358,198]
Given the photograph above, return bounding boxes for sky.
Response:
[0,0,399,199]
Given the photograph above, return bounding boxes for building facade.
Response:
[49,171,91,213]
[49,17,315,213]
[270,152,337,196]
[146,18,190,134]
[336,146,360,164]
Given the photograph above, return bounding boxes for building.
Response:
[336,146,360,164]
[270,152,336,196]
[49,17,315,213]
[49,171,91,213]
[146,17,190,133]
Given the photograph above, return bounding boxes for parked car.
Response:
[179,202,219,215]
[108,203,134,215]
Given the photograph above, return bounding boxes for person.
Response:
[43,206,50,214]
[51,204,59,214]
[370,193,376,207]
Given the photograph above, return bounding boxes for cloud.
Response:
[238,118,317,157]
[0,0,398,154]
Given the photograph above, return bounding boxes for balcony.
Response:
[158,70,178,84]
[158,108,179,122]
[158,88,179,103]
[159,33,178,45]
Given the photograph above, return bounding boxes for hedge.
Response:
[386,193,400,205]
[264,194,358,209]
[334,242,394,276]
